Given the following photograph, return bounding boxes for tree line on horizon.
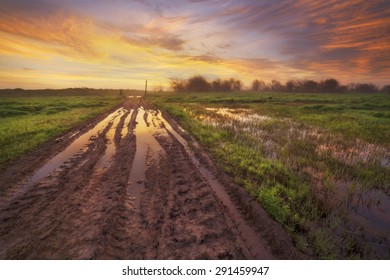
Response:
[169,75,390,94]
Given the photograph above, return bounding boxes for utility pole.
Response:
[144,80,148,97]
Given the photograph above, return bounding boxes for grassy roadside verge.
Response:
[149,91,390,146]
[148,91,390,259]
[0,92,125,168]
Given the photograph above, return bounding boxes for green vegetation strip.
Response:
[150,91,390,146]
[148,91,390,259]
[0,94,124,168]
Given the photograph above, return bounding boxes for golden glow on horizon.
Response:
[0,14,245,89]
[0,0,388,89]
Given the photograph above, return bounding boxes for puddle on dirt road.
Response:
[127,107,273,257]
[121,109,134,139]
[127,107,164,208]
[24,108,126,187]
[96,108,127,169]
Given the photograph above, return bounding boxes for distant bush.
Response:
[348,83,379,93]
[170,75,243,92]
[380,84,390,94]
[187,75,210,92]
[169,75,385,94]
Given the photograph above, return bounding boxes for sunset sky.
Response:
[0,0,389,90]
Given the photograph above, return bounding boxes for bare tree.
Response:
[302,80,319,92]
[270,80,283,92]
[348,83,378,93]
[221,79,232,92]
[212,79,223,92]
[232,78,242,91]
[252,79,261,91]
[154,85,164,92]
[186,75,210,92]
[381,84,390,94]
[285,80,297,92]
[170,78,186,92]
[320,78,340,92]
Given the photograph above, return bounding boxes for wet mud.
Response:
[0,98,302,259]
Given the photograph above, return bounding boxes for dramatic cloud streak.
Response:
[0,0,388,89]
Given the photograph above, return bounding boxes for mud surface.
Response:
[0,98,303,259]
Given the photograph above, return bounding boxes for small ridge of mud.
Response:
[0,98,303,259]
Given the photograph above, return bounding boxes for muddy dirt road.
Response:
[0,98,303,259]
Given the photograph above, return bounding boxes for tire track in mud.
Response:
[0,98,301,259]
[0,101,138,259]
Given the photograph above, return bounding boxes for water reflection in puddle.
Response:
[205,107,271,123]
[124,107,270,256]
[25,108,126,187]
[317,141,389,167]
[127,107,164,207]
[121,109,134,139]
[335,181,390,253]
[96,108,127,169]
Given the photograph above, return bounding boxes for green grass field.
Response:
[1,89,388,258]
[149,91,390,145]
[0,89,126,168]
[148,91,390,259]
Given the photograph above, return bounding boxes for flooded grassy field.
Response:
[149,91,390,259]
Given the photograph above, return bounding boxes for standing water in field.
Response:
[197,106,390,258]
[205,107,271,123]
[335,181,390,256]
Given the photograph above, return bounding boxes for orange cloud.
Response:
[0,14,95,55]
[0,11,241,89]
[0,0,388,89]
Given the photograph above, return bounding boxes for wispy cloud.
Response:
[0,0,388,89]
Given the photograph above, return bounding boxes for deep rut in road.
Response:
[0,98,303,259]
